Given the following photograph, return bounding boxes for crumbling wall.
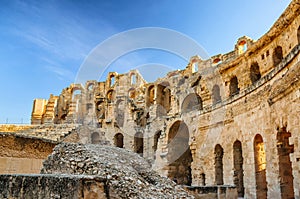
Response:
[0,174,108,199]
[0,133,55,174]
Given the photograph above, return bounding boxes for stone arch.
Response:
[114,133,124,148]
[250,62,261,84]
[233,140,244,198]
[109,75,115,87]
[130,73,136,85]
[87,83,94,91]
[213,57,222,65]
[91,132,100,144]
[297,26,300,44]
[238,40,247,54]
[192,62,198,73]
[229,76,239,96]
[128,88,136,99]
[181,93,203,113]
[107,89,115,103]
[212,84,221,105]
[276,127,294,199]
[134,132,144,155]
[95,101,105,119]
[254,134,268,199]
[167,121,192,185]
[72,88,82,100]
[156,82,171,113]
[273,46,283,66]
[146,85,155,107]
[214,144,224,185]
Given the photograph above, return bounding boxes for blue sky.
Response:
[0,0,291,124]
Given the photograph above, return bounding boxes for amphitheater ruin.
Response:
[0,0,300,198]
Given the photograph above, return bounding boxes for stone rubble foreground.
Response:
[42,143,194,199]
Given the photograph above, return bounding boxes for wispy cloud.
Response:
[7,0,115,63]
[45,65,75,81]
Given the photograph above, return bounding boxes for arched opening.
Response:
[91,132,100,144]
[153,130,161,154]
[72,89,82,98]
[107,90,115,103]
[212,84,221,105]
[192,62,198,73]
[238,40,247,55]
[200,173,206,186]
[146,85,155,107]
[181,93,203,113]
[250,62,261,84]
[131,73,136,85]
[215,144,224,185]
[213,58,222,65]
[114,133,124,148]
[167,121,192,185]
[298,26,300,44]
[277,127,294,199]
[134,132,144,155]
[71,89,82,119]
[128,88,136,99]
[110,75,115,87]
[254,134,268,199]
[233,140,244,198]
[96,101,105,119]
[273,46,283,66]
[229,76,239,96]
[87,83,94,91]
[156,82,171,113]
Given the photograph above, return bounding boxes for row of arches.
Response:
[231,45,283,95]
[214,130,294,198]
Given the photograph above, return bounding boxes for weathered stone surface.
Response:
[1,0,299,198]
[0,174,108,199]
[42,143,194,199]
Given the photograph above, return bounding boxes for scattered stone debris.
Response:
[42,143,194,199]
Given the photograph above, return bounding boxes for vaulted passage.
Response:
[215,144,224,185]
[229,76,239,96]
[156,82,171,113]
[134,132,144,155]
[254,134,268,199]
[250,62,261,84]
[167,121,192,185]
[146,85,155,107]
[212,84,221,105]
[277,127,294,199]
[181,93,203,113]
[233,140,244,198]
[273,46,283,66]
[114,133,124,148]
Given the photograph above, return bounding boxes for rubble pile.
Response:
[42,143,194,199]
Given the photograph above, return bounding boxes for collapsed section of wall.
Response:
[41,143,194,199]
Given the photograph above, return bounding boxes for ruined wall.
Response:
[0,134,55,174]
[28,1,300,198]
[0,174,108,199]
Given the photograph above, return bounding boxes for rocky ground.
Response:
[42,143,194,199]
